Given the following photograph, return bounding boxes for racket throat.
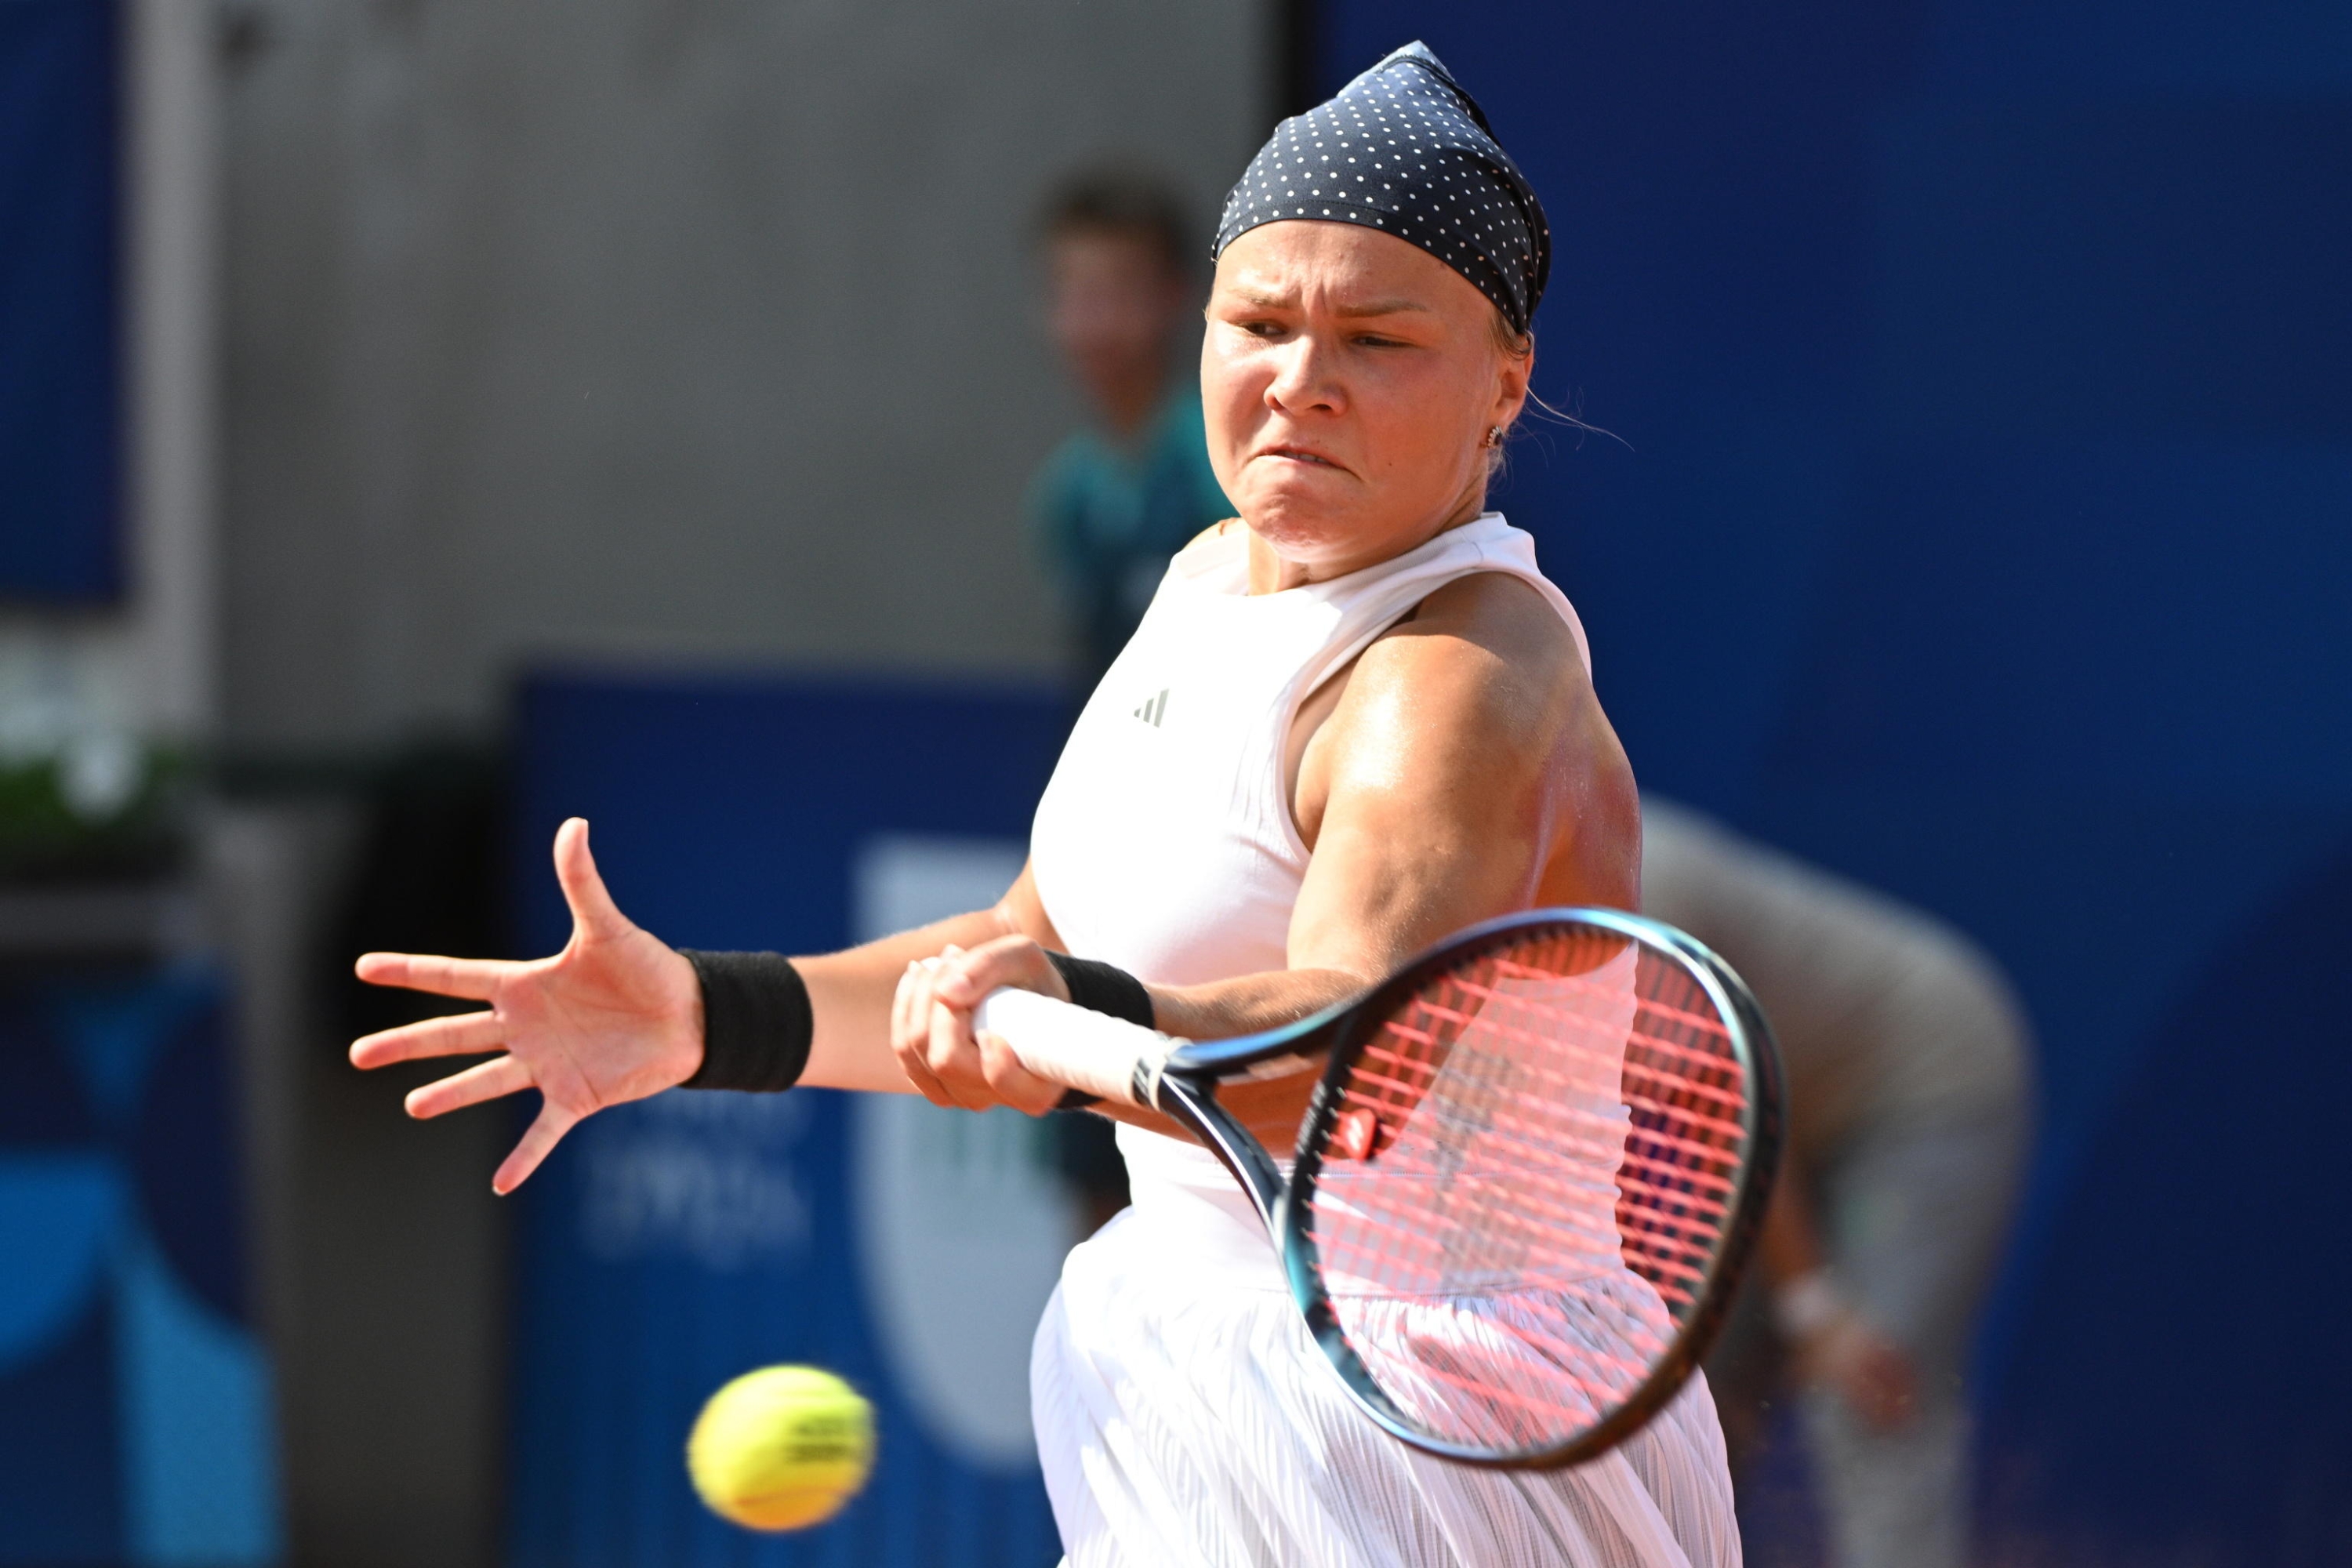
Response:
[1159,1082,1288,1237]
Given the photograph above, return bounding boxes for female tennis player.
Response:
[353,43,1739,1566]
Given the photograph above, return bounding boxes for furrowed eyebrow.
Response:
[1223,289,1432,318]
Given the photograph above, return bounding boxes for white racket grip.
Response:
[972,987,1178,1109]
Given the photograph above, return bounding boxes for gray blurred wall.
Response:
[221,0,1269,753]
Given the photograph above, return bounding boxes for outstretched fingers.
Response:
[355,950,510,1002]
[350,1009,506,1069]
[405,1054,534,1120]
[493,1099,583,1196]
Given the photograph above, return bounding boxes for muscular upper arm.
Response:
[1288,573,1637,979]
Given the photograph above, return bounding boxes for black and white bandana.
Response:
[1212,42,1551,336]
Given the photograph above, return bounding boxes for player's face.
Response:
[1201,222,1530,585]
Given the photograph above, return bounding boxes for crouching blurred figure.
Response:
[1642,801,2031,1568]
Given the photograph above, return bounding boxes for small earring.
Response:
[1485,425,1504,448]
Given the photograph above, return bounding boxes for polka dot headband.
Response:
[1212,41,1551,336]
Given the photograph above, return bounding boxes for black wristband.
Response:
[678,950,812,1093]
[1044,951,1156,1029]
[1040,953,1154,1111]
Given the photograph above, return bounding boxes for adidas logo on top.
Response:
[1133,689,1168,727]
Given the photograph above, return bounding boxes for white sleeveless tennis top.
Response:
[1024,514,1740,1568]
[1028,510,1591,1195]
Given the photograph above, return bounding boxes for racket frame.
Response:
[1276,906,1785,1470]
[1004,906,1784,1472]
[1143,1001,1355,1237]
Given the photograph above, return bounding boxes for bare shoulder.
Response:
[1399,570,1585,677]
[1344,570,1590,736]
[1315,569,1638,906]
[1298,571,1594,827]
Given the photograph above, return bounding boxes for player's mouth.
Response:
[1258,444,1348,474]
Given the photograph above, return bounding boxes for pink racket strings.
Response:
[1303,927,1755,1453]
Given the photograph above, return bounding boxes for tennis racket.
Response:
[974,906,1782,1470]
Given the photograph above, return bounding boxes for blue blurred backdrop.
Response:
[0,967,281,1566]
[1315,1,2352,1560]
[0,0,122,603]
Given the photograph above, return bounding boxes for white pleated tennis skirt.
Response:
[1032,1134,1743,1568]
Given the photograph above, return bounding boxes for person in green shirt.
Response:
[1029,168,1232,691]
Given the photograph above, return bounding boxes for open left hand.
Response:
[349,817,704,1193]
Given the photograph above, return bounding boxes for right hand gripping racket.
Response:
[975,908,1783,1469]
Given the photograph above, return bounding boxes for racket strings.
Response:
[1301,929,1754,1454]
[1365,1010,1748,1203]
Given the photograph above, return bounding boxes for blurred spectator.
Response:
[1028,166,1232,690]
[1029,166,1232,1236]
[1641,800,2031,1568]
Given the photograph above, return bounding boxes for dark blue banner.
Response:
[0,0,122,602]
[0,964,281,1564]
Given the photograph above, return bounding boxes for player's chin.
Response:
[1236,482,1362,552]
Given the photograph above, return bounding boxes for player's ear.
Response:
[1489,316,1533,428]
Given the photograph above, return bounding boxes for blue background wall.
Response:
[0,0,123,603]
[506,674,1070,1568]
[0,967,282,1565]
[1314,3,2352,1560]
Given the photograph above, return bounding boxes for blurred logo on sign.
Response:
[578,1092,811,1270]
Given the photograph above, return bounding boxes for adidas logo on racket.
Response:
[1132,689,1168,727]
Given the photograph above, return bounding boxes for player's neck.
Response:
[1244,488,1492,593]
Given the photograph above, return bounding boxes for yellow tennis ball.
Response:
[686,1365,876,1532]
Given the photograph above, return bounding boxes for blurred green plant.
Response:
[0,738,190,882]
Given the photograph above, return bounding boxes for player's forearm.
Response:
[1147,966,1368,1044]
[794,906,1026,1091]
[1069,967,1367,1149]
